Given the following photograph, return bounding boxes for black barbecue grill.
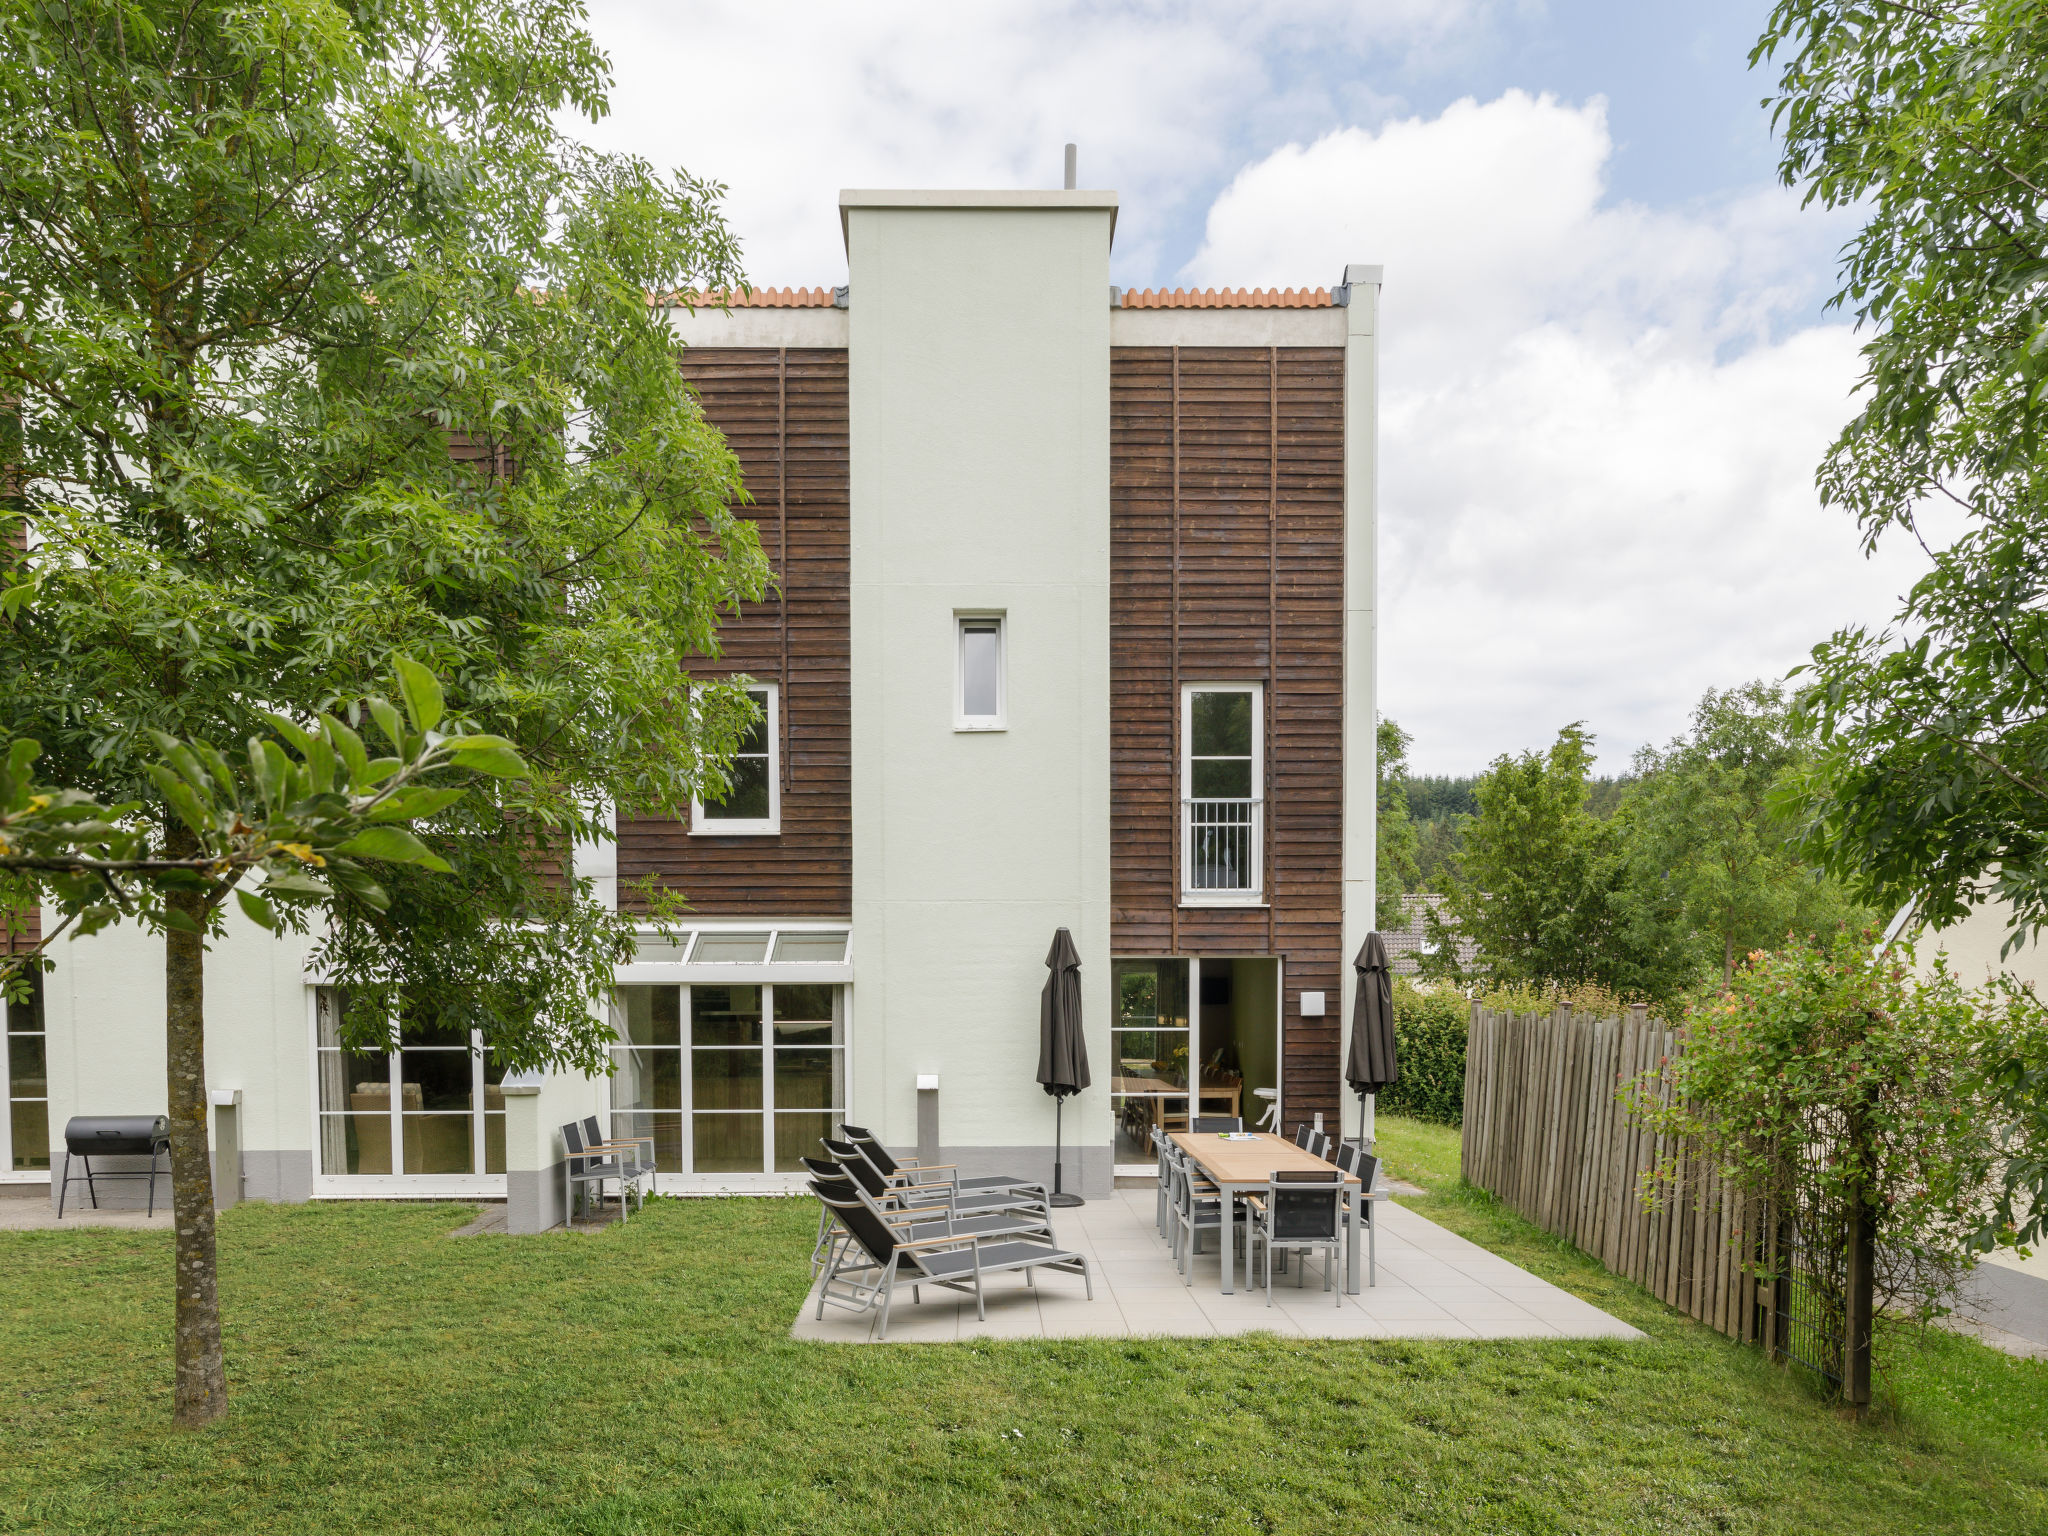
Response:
[58,1116,170,1218]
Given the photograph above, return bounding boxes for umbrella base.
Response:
[1049,1192,1085,1208]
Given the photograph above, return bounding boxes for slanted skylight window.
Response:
[689,931,772,964]
[771,930,849,963]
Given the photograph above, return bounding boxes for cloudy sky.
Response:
[576,0,1926,774]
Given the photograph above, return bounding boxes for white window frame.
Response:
[1,977,49,1183]
[308,990,508,1198]
[607,978,848,1194]
[954,612,1007,731]
[1180,682,1264,907]
[691,682,780,836]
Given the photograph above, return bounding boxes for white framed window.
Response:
[2,975,48,1179]
[313,989,506,1184]
[1181,683,1263,904]
[955,613,1006,730]
[692,683,779,835]
[609,982,846,1180]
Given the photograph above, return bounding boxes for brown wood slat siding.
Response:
[1111,346,1347,1131]
[615,348,851,917]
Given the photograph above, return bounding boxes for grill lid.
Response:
[63,1115,169,1157]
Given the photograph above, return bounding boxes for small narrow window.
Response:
[957,615,1005,730]
[1182,684,1263,902]
[692,685,780,835]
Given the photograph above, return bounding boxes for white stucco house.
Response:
[2,184,1384,1231]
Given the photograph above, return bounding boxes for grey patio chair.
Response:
[805,1163,1050,1278]
[581,1115,657,1195]
[561,1120,648,1223]
[1293,1124,1315,1149]
[1190,1116,1242,1133]
[1166,1149,1226,1283]
[1333,1141,1360,1176]
[1151,1127,1173,1238]
[811,1187,1091,1339]
[808,1174,1050,1272]
[1248,1168,1345,1307]
[824,1140,1049,1221]
[838,1127,1048,1203]
[1307,1129,1331,1161]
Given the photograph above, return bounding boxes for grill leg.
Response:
[147,1146,162,1218]
[57,1152,70,1219]
[83,1154,99,1210]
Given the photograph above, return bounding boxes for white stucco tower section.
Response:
[844,190,1115,1195]
[1339,265,1382,1145]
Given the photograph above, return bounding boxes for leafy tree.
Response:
[1405,775,1479,822]
[1636,933,2021,1365]
[1756,0,2048,1252]
[0,0,766,1424]
[1426,724,1698,1002]
[1627,682,1867,983]
[1412,812,1467,893]
[1375,718,1419,928]
[1426,725,1616,987]
[1760,3,2048,943]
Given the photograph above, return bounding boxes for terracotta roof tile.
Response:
[667,286,839,308]
[1118,286,1332,309]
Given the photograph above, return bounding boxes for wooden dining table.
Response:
[1168,1131,1386,1295]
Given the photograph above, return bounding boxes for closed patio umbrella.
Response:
[1346,932,1397,1149]
[1037,927,1090,1208]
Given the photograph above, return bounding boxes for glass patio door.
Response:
[611,983,844,1179]
[1110,960,1190,1168]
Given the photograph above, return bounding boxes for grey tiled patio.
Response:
[792,1185,1644,1343]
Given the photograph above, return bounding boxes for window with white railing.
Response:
[1181,683,1263,903]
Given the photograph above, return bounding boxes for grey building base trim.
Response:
[48,1153,170,1212]
[240,1150,314,1205]
[894,1144,1114,1202]
[46,1148,314,1210]
[506,1161,569,1234]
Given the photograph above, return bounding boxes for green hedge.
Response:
[1375,980,1467,1126]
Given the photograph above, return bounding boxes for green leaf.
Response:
[144,764,214,837]
[158,903,205,935]
[236,888,277,931]
[393,657,445,735]
[322,715,368,784]
[334,825,454,872]
[449,745,528,779]
[365,786,467,822]
[366,697,406,753]
[323,858,391,912]
[258,710,315,757]
[262,870,331,901]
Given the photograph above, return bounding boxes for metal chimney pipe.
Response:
[1063,143,1077,190]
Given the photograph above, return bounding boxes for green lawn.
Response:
[2,1118,2041,1535]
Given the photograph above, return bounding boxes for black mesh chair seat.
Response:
[1249,1168,1345,1308]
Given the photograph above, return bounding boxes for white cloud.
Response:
[577,0,1491,285]
[1182,91,1919,773]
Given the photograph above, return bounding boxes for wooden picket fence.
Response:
[1461,1002,1780,1347]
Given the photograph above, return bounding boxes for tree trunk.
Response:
[164,868,227,1426]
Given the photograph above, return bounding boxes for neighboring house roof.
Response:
[672,287,841,308]
[1381,894,1475,977]
[660,285,1337,311]
[1118,286,1333,309]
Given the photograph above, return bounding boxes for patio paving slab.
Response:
[792,1189,1645,1344]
